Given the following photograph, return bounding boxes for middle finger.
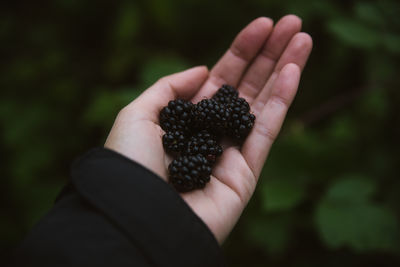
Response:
[237,15,302,103]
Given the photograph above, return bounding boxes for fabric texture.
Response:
[11,148,225,267]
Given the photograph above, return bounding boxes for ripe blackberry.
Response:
[212,84,239,104]
[162,130,187,154]
[228,97,250,113]
[193,99,230,134]
[168,154,212,192]
[185,130,222,164]
[227,97,255,141]
[159,99,194,133]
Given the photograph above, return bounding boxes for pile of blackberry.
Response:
[159,84,255,192]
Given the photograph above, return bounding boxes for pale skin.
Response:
[105,15,313,244]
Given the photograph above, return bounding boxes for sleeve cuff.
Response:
[70,147,225,267]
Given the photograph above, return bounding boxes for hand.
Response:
[105,15,312,244]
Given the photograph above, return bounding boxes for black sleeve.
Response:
[11,148,225,267]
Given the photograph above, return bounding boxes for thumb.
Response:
[135,66,209,112]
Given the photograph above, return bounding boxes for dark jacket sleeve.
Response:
[11,148,225,267]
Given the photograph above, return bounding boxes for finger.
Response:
[212,146,256,204]
[127,66,209,122]
[274,32,313,72]
[238,15,302,103]
[251,32,313,115]
[241,63,301,178]
[192,17,273,102]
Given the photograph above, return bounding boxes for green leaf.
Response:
[316,201,399,252]
[261,179,306,212]
[316,176,399,252]
[327,18,380,49]
[355,2,385,27]
[325,175,375,203]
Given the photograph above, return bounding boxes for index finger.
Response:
[192,17,273,102]
[241,63,301,178]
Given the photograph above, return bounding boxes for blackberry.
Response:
[185,130,222,164]
[159,99,194,133]
[159,84,255,192]
[227,97,255,141]
[162,130,187,154]
[212,84,239,104]
[168,154,212,192]
[193,99,230,134]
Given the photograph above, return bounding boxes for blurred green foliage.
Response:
[1,0,400,266]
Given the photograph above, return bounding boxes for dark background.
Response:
[1,0,400,266]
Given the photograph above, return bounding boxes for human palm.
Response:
[105,15,312,244]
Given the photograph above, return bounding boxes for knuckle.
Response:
[270,94,290,109]
[254,122,277,141]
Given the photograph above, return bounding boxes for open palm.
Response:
[105,15,312,244]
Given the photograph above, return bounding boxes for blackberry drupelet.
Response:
[212,84,239,104]
[228,97,250,113]
[162,130,187,154]
[159,99,194,133]
[168,154,212,192]
[193,99,230,135]
[185,130,222,164]
[227,97,255,141]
